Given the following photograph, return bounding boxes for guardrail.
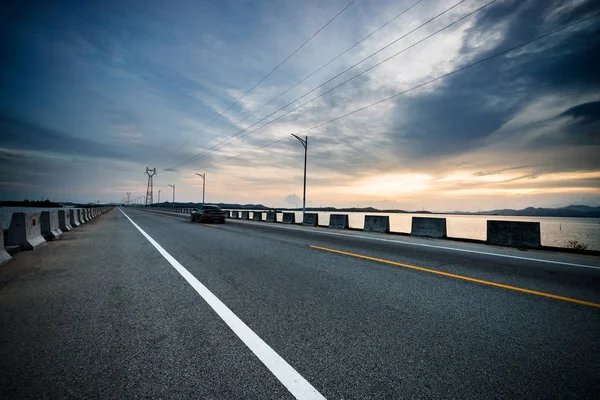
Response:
[217,210,541,249]
[1,207,114,264]
[137,208,600,254]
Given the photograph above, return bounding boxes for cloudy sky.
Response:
[1,0,599,211]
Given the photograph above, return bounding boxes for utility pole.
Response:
[291,134,308,221]
[158,190,161,205]
[126,192,131,204]
[195,173,206,204]
[145,167,157,207]
[168,184,175,210]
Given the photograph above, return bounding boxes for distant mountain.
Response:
[477,205,600,218]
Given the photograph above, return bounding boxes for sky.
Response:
[1,0,599,211]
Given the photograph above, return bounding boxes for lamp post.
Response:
[291,134,308,221]
[158,190,161,206]
[195,173,206,204]
[168,184,175,210]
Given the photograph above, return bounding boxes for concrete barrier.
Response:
[79,209,87,224]
[266,211,277,222]
[282,212,295,224]
[40,211,63,240]
[79,209,88,223]
[6,212,46,250]
[487,220,541,248]
[241,211,250,220]
[329,214,349,229]
[0,216,12,264]
[411,217,447,239]
[231,211,238,219]
[363,215,390,233]
[303,213,318,226]
[252,212,262,221]
[69,209,80,227]
[58,210,72,231]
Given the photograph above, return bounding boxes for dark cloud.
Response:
[559,101,600,125]
[0,112,173,166]
[0,113,126,160]
[387,0,600,161]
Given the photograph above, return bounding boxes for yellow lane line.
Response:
[309,245,600,309]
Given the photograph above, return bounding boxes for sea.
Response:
[2,207,599,251]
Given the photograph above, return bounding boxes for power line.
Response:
[190,11,600,171]
[178,0,425,166]
[161,0,357,162]
[165,0,470,171]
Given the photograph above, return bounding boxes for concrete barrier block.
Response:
[69,209,80,227]
[329,214,349,229]
[303,213,318,226]
[282,212,295,224]
[364,215,390,233]
[0,216,12,264]
[79,209,88,223]
[487,220,541,248]
[241,211,250,220]
[6,212,46,250]
[231,211,238,219]
[58,210,72,231]
[266,211,277,222]
[252,212,262,221]
[41,211,63,240]
[411,217,447,239]
[79,209,87,223]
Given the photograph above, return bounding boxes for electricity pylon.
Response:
[145,167,157,206]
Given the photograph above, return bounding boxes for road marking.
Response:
[119,209,326,399]
[228,220,600,271]
[310,245,600,309]
[203,223,221,228]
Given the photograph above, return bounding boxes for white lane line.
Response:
[227,220,600,271]
[119,208,325,400]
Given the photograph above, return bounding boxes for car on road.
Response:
[190,205,226,223]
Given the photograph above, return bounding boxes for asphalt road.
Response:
[1,207,599,399]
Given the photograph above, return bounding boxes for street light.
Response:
[195,173,206,204]
[291,134,308,221]
[158,190,161,206]
[168,184,175,210]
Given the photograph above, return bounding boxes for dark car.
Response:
[191,205,226,223]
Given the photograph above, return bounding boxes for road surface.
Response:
[1,207,599,399]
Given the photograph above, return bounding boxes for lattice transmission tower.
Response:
[145,167,157,206]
